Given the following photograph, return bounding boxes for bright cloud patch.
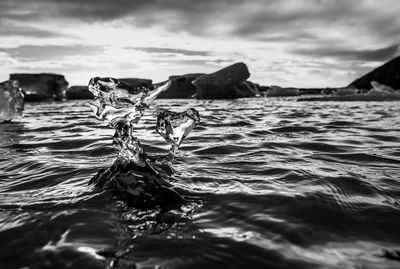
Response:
[0,0,399,87]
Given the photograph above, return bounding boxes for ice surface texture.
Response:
[156,108,200,161]
[0,80,24,122]
[87,77,200,208]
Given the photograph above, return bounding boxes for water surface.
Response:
[1,98,400,268]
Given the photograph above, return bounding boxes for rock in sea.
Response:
[9,73,68,101]
[0,80,24,122]
[267,85,299,97]
[66,86,94,100]
[158,73,204,99]
[117,78,153,88]
[192,62,256,99]
[348,55,400,90]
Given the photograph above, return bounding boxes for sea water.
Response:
[0,98,400,268]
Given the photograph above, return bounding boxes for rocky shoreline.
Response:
[4,56,400,101]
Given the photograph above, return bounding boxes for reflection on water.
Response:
[1,99,400,268]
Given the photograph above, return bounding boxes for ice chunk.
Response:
[88,77,170,126]
[0,80,24,122]
[87,77,200,208]
[156,108,200,160]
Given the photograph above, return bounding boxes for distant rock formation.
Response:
[266,86,299,97]
[158,73,204,99]
[66,86,93,99]
[9,73,68,102]
[0,80,24,122]
[333,88,360,96]
[192,62,256,99]
[235,80,261,98]
[370,81,394,93]
[348,56,400,90]
[117,78,152,88]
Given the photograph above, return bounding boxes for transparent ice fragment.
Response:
[156,108,200,160]
[0,80,24,122]
[87,77,200,208]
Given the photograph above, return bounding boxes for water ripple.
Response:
[1,99,400,268]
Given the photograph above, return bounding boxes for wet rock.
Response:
[333,87,359,96]
[235,80,261,98]
[348,56,400,90]
[192,62,254,99]
[298,88,324,95]
[158,73,204,99]
[259,85,271,93]
[0,80,24,122]
[66,86,94,99]
[9,73,68,102]
[266,86,299,97]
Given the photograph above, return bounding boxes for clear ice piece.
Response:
[87,77,200,208]
[156,108,200,159]
[0,80,24,122]
[87,77,171,164]
[88,77,170,126]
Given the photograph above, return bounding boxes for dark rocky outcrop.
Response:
[117,78,152,88]
[259,85,271,93]
[66,86,93,99]
[9,73,68,102]
[0,80,24,122]
[348,56,400,90]
[158,73,204,99]
[234,80,261,98]
[298,88,324,95]
[266,86,299,97]
[192,62,256,99]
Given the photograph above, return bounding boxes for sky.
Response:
[0,0,399,88]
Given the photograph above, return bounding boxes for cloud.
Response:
[132,47,209,56]
[1,0,400,87]
[1,0,400,39]
[0,45,105,61]
[0,20,60,38]
[291,44,400,62]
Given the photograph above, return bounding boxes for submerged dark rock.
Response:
[348,56,400,90]
[0,80,24,122]
[66,86,94,99]
[193,62,255,99]
[158,73,204,99]
[10,73,68,101]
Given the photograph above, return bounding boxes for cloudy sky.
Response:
[0,0,399,87]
